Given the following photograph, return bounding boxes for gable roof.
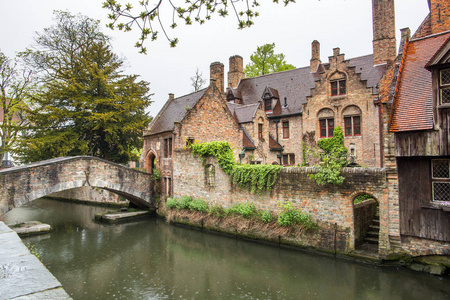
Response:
[227,103,259,123]
[390,31,450,132]
[234,54,385,117]
[145,89,207,136]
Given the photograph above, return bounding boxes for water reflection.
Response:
[4,198,450,300]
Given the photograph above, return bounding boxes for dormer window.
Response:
[331,79,346,96]
[264,98,272,112]
[440,68,450,105]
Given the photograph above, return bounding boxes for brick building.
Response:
[378,0,450,255]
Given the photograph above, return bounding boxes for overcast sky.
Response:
[0,0,429,117]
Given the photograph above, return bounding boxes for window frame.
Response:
[264,98,272,112]
[164,138,172,158]
[319,118,334,138]
[282,153,295,166]
[258,123,263,140]
[439,68,450,105]
[431,159,450,203]
[331,79,346,96]
[344,115,361,137]
[282,121,290,139]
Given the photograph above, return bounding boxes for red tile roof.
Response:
[390,32,450,132]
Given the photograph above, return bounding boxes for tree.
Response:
[0,50,31,164]
[190,67,206,92]
[102,0,295,53]
[244,43,296,78]
[16,11,152,164]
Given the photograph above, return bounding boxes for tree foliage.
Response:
[308,126,348,185]
[0,50,31,163]
[16,11,152,164]
[102,0,295,54]
[244,43,296,78]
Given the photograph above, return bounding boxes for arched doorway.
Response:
[145,150,157,174]
[353,193,379,251]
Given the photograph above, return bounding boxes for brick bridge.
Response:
[0,156,154,216]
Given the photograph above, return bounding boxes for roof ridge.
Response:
[410,30,450,43]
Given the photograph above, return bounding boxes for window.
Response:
[331,79,346,96]
[344,116,361,137]
[265,99,272,112]
[258,123,263,139]
[164,138,172,158]
[319,118,334,138]
[282,121,289,139]
[164,177,172,197]
[440,69,450,105]
[432,159,450,202]
[186,138,194,147]
[282,154,295,166]
[205,164,215,187]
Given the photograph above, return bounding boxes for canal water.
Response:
[4,198,450,300]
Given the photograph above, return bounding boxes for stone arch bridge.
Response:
[0,156,154,216]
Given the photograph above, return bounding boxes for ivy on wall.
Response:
[308,126,348,185]
[189,141,282,192]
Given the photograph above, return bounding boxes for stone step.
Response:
[364,237,379,244]
[367,231,379,238]
[369,224,380,231]
[372,219,380,225]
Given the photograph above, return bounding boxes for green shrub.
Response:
[354,193,374,204]
[166,197,179,209]
[177,196,192,210]
[188,198,208,212]
[277,201,316,229]
[208,204,226,218]
[260,210,273,223]
[226,202,256,218]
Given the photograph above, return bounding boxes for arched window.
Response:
[343,105,362,137]
[258,117,264,140]
[318,108,335,138]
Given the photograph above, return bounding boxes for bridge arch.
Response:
[0,156,154,216]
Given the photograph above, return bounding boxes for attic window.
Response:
[440,69,450,105]
[264,99,272,112]
[331,79,346,96]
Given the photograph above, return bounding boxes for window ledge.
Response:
[421,203,450,211]
[438,103,450,109]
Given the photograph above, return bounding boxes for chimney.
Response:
[310,40,321,72]
[429,0,450,34]
[210,62,224,93]
[169,93,174,101]
[228,55,245,89]
[372,0,397,65]
[399,28,411,56]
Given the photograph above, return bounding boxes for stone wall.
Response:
[48,186,128,205]
[172,149,387,252]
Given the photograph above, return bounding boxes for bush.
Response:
[226,202,256,218]
[260,210,273,223]
[177,196,192,210]
[188,198,208,213]
[354,194,374,204]
[277,201,316,229]
[208,204,226,218]
[166,197,178,209]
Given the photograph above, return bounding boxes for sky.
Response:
[0,0,430,117]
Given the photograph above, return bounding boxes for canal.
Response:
[4,198,450,299]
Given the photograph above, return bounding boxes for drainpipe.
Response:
[239,149,245,164]
[274,119,280,142]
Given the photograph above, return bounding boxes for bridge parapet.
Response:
[0,156,153,216]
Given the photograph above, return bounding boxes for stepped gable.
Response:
[145,89,207,135]
[235,54,386,116]
[390,31,450,132]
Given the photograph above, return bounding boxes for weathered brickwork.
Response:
[372,0,396,65]
[269,115,303,166]
[0,156,153,216]
[354,199,378,246]
[430,0,450,35]
[173,149,388,252]
[302,48,382,168]
[400,236,450,256]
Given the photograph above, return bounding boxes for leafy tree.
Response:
[190,67,206,92]
[103,0,295,53]
[244,43,296,78]
[16,11,152,164]
[0,50,31,164]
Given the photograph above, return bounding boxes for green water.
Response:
[4,198,450,299]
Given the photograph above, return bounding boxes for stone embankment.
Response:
[0,222,70,299]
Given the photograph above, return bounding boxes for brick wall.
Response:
[354,199,378,245]
[372,0,396,65]
[302,49,382,168]
[430,0,450,35]
[172,149,387,252]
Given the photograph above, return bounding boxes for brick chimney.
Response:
[168,93,174,101]
[310,40,321,72]
[429,0,450,34]
[228,55,245,89]
[372,0,397,65]
[210,62,224,93]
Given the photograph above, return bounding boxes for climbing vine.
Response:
[189,141,282,192]
[308,126,348,185]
